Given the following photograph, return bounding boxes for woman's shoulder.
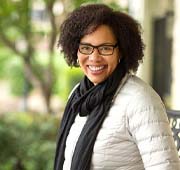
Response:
[115,74,164,110]
[123,74,161,100]
[115,74,168,128]
[123,74,155,93]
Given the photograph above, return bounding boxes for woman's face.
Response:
[77,25,120,85]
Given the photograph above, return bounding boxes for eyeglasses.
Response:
[78,43,118,55]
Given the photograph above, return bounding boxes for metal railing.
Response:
[167,110,180,154]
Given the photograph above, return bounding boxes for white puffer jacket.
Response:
[63,74,180,170]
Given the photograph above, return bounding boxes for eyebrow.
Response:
[80,42,116,46]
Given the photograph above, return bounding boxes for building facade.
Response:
[127,0,179,110]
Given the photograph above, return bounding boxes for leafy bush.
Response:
[54,55,83,101]
[66,68,83,94]
[0,112,60,170]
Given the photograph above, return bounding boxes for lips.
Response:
[86,65,108,84]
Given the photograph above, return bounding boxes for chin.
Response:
[91,79,106,85]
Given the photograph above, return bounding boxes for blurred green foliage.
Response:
[0,112,60,170]
[0,46,83,100]
[0,47,26,95]
[46,52,83,101]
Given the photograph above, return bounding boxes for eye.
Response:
[80,45,92,51]
[99,46,113,51]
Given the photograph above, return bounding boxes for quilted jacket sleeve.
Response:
[127,88,180,170]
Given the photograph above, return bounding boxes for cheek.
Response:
[109,54,119,67]
[111,61,118,72]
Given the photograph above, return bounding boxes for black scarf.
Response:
[54,63,125,170]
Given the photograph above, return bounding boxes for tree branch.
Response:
[46,0,57,53]
[0,33,24,57]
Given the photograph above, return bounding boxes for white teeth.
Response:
[89,65,104,71]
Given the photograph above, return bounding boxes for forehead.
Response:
[80,25,117,45]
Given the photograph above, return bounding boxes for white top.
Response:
[63,114,88,170]
[62,74,180,170]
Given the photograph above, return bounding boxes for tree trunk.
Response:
[13,159,25,170]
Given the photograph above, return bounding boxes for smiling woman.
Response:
[77,25,119,85]
[54,3,180,170]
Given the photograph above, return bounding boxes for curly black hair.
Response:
[58,3,145,73]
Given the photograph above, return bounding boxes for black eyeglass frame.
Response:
[78,43,118,56]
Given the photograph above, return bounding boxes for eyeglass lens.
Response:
[79,44,117,55]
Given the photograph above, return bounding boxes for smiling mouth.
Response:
[88,65,106,72]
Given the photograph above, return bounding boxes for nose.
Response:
[88,48,102,62]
